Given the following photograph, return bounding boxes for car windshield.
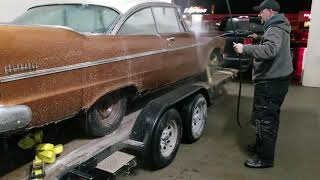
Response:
[13,4,119,33]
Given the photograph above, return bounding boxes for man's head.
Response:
[253,0,280,23]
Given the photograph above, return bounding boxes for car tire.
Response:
[150,109,182,169]
[181,94,207,144]
[85,91,127,137]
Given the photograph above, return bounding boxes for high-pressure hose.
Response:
[225,0,243,128]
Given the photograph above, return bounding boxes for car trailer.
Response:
[1,69,237,180]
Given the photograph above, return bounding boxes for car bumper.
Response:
[0,105,32,133]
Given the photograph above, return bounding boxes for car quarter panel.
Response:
[81,34,163,109]
[160,32,200,83]
[0,25,85,128]
[195,35,226,68]
[119,35,164,90]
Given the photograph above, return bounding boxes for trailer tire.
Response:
[85,92,127,137]
[150,109,182,169]
[181,94,207,143]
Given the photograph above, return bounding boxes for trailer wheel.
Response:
[182,94,207,143]
[85,92,127,137]
[151,109,182,169]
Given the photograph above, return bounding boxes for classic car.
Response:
[0,0,224,136]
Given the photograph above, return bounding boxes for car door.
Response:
[117,7,165,90]
[152,7,198,83]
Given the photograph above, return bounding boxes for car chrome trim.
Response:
[0,43,206,83]
[0,23,79,33]
[5,63,39,75]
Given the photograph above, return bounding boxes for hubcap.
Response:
[160,119,178,158]
[97,96,121,125]
[191,97,207,139]
[99,105,114,119]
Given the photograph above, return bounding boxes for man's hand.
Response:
[233,42,244,54]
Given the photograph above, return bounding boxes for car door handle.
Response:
[166,37,176,42]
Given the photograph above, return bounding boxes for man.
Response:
[233,0,293,168]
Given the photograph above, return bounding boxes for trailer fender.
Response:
[130,84,211,155]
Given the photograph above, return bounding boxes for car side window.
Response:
[66,6,119,33]
[175,8,186,32]
[101,9,119,32]
[66,6,103,33]
[153,7,181,33]
[118,8,157,35]
[13,5,119,34]
[13,6,65,26]
[176,13,186,32]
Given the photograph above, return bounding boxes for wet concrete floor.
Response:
[1,81,319,180]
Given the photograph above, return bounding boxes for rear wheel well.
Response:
[82,85,138,137]
[209,48,223,64]
[86,85,139,111]
[120,85,139,101]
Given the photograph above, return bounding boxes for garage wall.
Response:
[0,0,40,22]
[302,1,320,87]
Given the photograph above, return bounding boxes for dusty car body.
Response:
[0,0,224,136]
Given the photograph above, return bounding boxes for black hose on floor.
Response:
[226,0,243,128]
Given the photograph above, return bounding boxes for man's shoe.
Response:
[244,158,274,168]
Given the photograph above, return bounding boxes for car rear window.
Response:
[13,4,119,34]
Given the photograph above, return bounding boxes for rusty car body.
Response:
[0,0,225,136]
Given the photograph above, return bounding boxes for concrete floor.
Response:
[119,81,320,180]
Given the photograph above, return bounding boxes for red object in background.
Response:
[243,37,253,45]
[291,11,309,84]
[293,48,306,83]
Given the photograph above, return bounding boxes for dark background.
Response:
[174,0,312,14]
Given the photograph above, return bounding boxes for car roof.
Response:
[28,0,172,14]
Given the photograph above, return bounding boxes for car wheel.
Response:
[151,109,182,169]
[181,94,207,143]
[85,91,127,137]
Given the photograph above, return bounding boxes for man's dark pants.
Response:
[252,78,289,162]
